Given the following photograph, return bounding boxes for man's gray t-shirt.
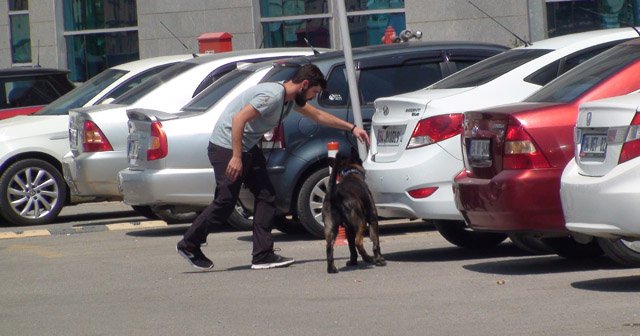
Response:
[210,82,293,151]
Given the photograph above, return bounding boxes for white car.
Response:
[364,28,640,250]
[0,55,192,226]
[63,48,318,222]
[561,92,640,266]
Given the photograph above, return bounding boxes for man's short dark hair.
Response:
[291,64,327,89]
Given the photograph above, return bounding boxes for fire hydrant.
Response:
[381,26,397,44]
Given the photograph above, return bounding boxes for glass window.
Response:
[346,0,404,11]
[3,78,63,107]
[9,0,28,10]
[63,0,137,31]
[260,0,328,17]
[431,49,552,89]
[35,69,127,116]
[262,18,330,48]
[9,14,31,63]
[99,63,175,103]
[65,31,139,82]
[348,13,406,47]
[525,44,640,103]
[113,62,196,105]
[319,65,348,107]
[359,62,443,105]
[182,70,253,112]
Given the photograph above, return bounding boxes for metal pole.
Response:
[333,0,367,160]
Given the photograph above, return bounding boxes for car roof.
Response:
[522,27,640,50]
[183,47,330,66]
[109,54,196,72]
[0,67,70,78]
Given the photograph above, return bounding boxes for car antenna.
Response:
[35,40,41,68]
[160,21,198,58]
[468,1,531,47]
[303,37,320,55]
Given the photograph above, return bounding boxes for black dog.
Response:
[322,148,386,274]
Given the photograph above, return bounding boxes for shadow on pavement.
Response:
[383,243,531,263]
[463,255,626,276]
[125,223,237,238]
[571,275,640,292]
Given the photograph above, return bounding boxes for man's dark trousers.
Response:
[182,143,277,262]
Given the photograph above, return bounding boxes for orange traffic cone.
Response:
[335,226,347,246]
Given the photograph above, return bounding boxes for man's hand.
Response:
[353,126,370,146]
[226,156,242,182]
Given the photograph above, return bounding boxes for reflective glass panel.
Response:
[345,0,404,11]
[9,0,28,10]
[63,0,137,30]
[260,0,328,17]
[10,14,31,63]
[262,18,330,48]
[348,12,405,47]
[66,31,139,82]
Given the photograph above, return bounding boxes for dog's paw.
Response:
[328,266,339,274]
[362,256,374,264]
[346,260,358,267]
[375,258,387,267]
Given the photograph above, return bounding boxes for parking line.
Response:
[0,230,51,240]
[105,220,168,231]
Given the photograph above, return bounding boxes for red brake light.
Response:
[261,122,285,149]
[407,114,463,149]
[503,122,550,169]
[407,187,438,199]
[82,120,113,152]
[619,112,640,164]
[147,121,168,161]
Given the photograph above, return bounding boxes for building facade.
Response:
[1,0,639,82]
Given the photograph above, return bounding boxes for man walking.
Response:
[177,64,369,270]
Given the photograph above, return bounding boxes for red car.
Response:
[0,67,75,120]
[453,38,640,258]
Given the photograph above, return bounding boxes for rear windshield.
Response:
[114,62,197,105]
[525,44,640,103]
[430,49,551,89]
[181,69,253,112]
[35,69,127,115]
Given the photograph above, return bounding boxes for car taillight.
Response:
[407,114,463,149]
[261,123,285,149]
[82,120,113,152]
[619,112,640,164]
[147,121,168,161]
[407,187,438,199]
[503,122,550,169]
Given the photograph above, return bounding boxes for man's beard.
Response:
[295,90,308,107]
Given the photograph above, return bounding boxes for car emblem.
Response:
[471,123,479,137]
[586,112,592,127]
[383,105,389,116]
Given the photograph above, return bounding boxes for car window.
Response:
[2,77,63,108]
[181,69,253,112]
[96,63,177,104]
[113,62,197,105]
[34,69,127,115]
[431,49,552,89]
[359,61,443,105]
[525,44,640,103]
[318,65,348,107]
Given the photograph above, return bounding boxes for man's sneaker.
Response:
[176,241,214,270]
[251,253,295,270]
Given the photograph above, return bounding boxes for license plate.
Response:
[376,125,406,147]
[69,128,78,149]
[469,139,490,160]
[580,134,607,158]
[127,140,139,162]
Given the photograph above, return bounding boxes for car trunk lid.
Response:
[125,108,179,170]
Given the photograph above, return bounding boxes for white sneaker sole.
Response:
[251,259,295,270]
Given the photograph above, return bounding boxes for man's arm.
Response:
[227,104,261,181]
[295,103,370,145]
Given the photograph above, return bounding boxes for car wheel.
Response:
[130,205,159,220]
[296,168,329,239]
[273,216,306,235]
[152,206,199,224]
[508,233,554,255]
[597,238,640,267]
[433,220,507,249]
[541,236,604,259]
[0,159,67,226]
[227,202,253,231]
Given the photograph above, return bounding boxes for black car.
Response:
[232,41,508,237]
[0,67,75,119]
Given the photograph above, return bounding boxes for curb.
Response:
[0,220,168,240]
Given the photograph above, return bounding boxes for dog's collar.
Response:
[340,168,364,179]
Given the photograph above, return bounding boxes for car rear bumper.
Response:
[561,158,640,239]
[364,140,464,220]
[118,168,214,206]
[62,151,126,199]
[453,168,565,233]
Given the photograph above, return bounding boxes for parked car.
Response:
[561,92,640,266]
[0,55,193,226]
[119,41,508,234]
[0,67,76,120]
[63,48,321,223]
[364,28,639,250]
[453,38,640,259]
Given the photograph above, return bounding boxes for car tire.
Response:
[296,168,329,239]
[433,220,507,249]
[130,205,159,220]
[152,206,199,224]
[597,238,640,267]
[541,236,604,259]
[0,159,67,226]
[273,216,307,235]
[508,233,554,255]
[227,203,253,231]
